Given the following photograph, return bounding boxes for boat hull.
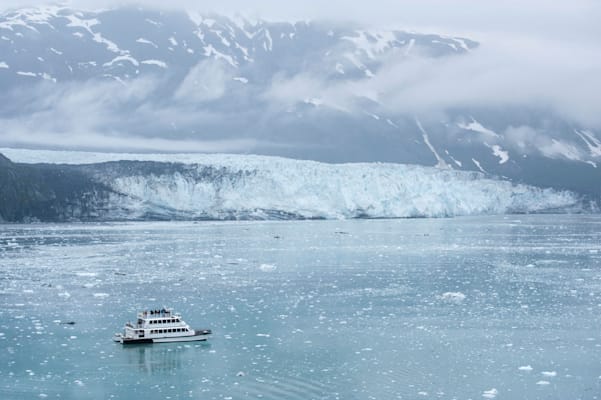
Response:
[115,329,211,344]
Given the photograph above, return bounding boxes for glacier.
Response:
[0,148,580,220]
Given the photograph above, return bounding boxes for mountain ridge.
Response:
[0,5,600,198]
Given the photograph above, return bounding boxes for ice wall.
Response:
[1,148,579,219]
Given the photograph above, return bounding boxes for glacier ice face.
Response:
[1,148,578,220]
[108,160,578,219]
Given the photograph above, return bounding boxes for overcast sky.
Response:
[2,0,600,42]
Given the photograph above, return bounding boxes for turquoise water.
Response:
[1,216,600,399]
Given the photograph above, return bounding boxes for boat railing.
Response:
[138,308,174,318]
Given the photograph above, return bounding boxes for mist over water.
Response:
[1,216,600,399]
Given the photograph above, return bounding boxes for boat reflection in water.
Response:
[124,342,211,375]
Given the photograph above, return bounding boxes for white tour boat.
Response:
[113,308,211,344]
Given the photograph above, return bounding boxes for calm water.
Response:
[1,216,600,400]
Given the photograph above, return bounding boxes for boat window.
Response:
[175,319,180,322]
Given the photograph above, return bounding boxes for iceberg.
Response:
[0,148,580,220]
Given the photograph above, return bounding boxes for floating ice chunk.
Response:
[482,388,498,398]
[236,371,246,377]
[76,272,97,277]
[58,292,71,298]
[0,61,8,69]
[259,264,277,272]
[439,292,466,303]
[518,365,533,371]
[93,293,109,298]
[536,380,550,385]
[541,371,556,377]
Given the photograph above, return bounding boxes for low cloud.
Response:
[0,1,600,157]
[0,74,266,153]
[504,125,583,161]
[174,59,233,103]
[264,37,601,129]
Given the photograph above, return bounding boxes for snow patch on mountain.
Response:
[136,38,158,48]
[416,118,450,169]
[542,139,582,161]
[104,55,139,67]
[141,59,167,68]
[342,30,397,59]
[486,144,509,164]
[575,130,601,157]
[203,44,237,66]
[458,118,500,138]
[16,71,36,77]
[472,158,486,173]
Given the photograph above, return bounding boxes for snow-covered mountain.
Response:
[0,149,582,222]
[0,5,600,199]
[0,5,474,84]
